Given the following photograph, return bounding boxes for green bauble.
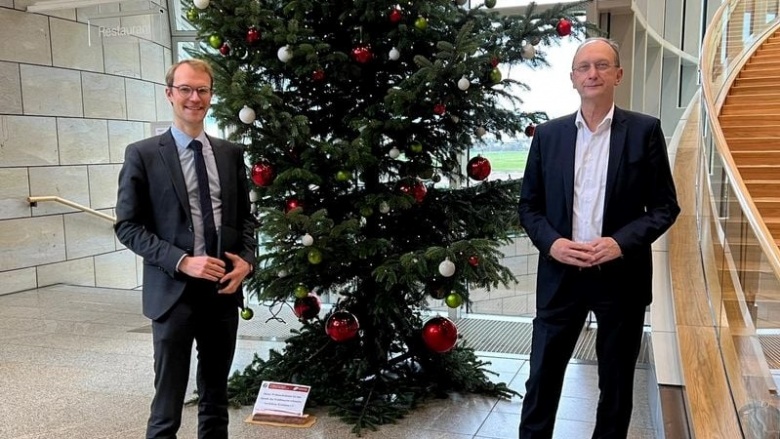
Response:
[240,307,254,320]
[294,284,309,298]
[208,34,223,49]
[410,141,423,153]
[489,67,502,83]
[445,293,463,308]
[414,16,428,30]
[307,248,323,265]
[185,8,198,22]
[335,170,352,182]
[485,0,496,7]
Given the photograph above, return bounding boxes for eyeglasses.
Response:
[572,62,617,74]
[169,85,212,98]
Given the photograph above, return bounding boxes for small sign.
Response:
[252,381,311,418]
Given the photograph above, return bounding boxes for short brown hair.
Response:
[165,59,214,88]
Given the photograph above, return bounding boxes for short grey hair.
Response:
[572,37,621,68]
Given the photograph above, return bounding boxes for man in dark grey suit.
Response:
[518,38,680,438]
[115,59,257,439]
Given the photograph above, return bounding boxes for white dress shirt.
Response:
[572,105,614,243]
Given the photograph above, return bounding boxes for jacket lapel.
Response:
[157,129,191,220]
[561,113,578,227]
[605,107,628,215]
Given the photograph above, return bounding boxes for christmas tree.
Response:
[186,0,593,433]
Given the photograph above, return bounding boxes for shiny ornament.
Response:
[438,258,456,277]
[398,180,427,203]
[208,34,222,49]
[388,47,400,61]
[484,0,496,7]
[185,7,198,21]
[250,161,275,186]
[445,293,463,308]
[193,0,209,9]
[433,103,446,116]
[422,316,458,353]
[556,18,572,37]
[525,124,536,137]
[521,43,535,60]
[490,56,499,68]
[351,45,373,63]
[312,68,325,81]
[240,307,254,320]
[531,36,541,46]
[414,16,428,30]
[277,45,293,63]
[326,311,360,342]
[285,198,302,213]
[294,294,321,320]
[457,76,470,91]
[218,43,230,56]
[246,27,260,44]
[301,233,314,246]
[428,280,449,299]
[467,156,491,181]
[389,7,403,23]
[335,170,352,182]
[379,201,390,214]
[294,284,309,298]
[468,255,479,267]
[238,105,256,124]
[360,206,373,217]
[388,147,401,158]
[489,67,502,83]
[475,126,487,137]
[451,115,460,123]
[307,248,323,265]
[409,141,423,153]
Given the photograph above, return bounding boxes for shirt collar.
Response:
[575,104,615,132]
[170,125,207,151]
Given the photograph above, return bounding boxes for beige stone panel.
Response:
[82,72,127,119]
[140,41,165,82]
[50,18,104,72]
[89,164,122,209]
[13,0,75,19]
[0,215,66,270]
[0,168,31,220]
[37,257,96,288]
[0,9,52,64]
[0,0,13,8]
[64,211,116,259]
[0,115,59,166]
[28,166,90,216]
[95,249,140,289]
[57,118,110,165]
[155,84,172,122]
[20,65,83,117]
[104,41,141,78]
[0,267,36,295]
[162,47,172,75]
[108,120,145,163]
[125,78,157,121]
[75,2,120,24]
[0,62,22,114]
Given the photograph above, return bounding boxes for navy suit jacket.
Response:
[115,129,257,320]
[518,107,680,309]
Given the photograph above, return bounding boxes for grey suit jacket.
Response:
[115,129,257,320]
[518,107,680,309]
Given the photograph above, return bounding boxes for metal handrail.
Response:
[27,196,116,223]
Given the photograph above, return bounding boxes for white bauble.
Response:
[301,233,314,247]
[193,0,209,9]
[277,45,293,63]
[451,115,460,123]
[278,270,288,278]
[438,258,456,277]
[457,76,470,91]
[389,47,401,61]
[239,106,256,124]
[388,147,401,158]
[521,43,536,60]
[379,201,390,214]
[475,126,487,137]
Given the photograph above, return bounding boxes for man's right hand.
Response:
[549,238,596,267]
[178,255,226,282]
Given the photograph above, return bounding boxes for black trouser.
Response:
[519,269,646,439]
[146,281,239,439]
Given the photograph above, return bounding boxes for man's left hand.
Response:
[217,252,252,294]
[588,237,622,265]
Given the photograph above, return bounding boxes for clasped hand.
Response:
[179,252,252,294]
[549,237,621,268]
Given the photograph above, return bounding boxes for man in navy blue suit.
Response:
[518,38,680,438]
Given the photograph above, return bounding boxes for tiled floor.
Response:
[0,285,656,438]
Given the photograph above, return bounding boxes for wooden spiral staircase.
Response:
[721,30,780,244]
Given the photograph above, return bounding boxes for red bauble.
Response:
[490,56,500,68]
[467,156,491,181]
[389,7,403,23]
[433,103,446,116]
[351,45,374,64]
[246,27,260,44]
[251,161,275,186]
[399,180,427,203]
[556,18,572,37]
[325,311,360,342]
[468,255,479,267]
[285,198,302,213]
[525,124,535,137]
[294,294,321,320]
[422,316,458,353]
[218,43,231,56]
[312,69,325,81]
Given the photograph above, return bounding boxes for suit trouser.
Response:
[147,281,239,439]
[518,269,646,439]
